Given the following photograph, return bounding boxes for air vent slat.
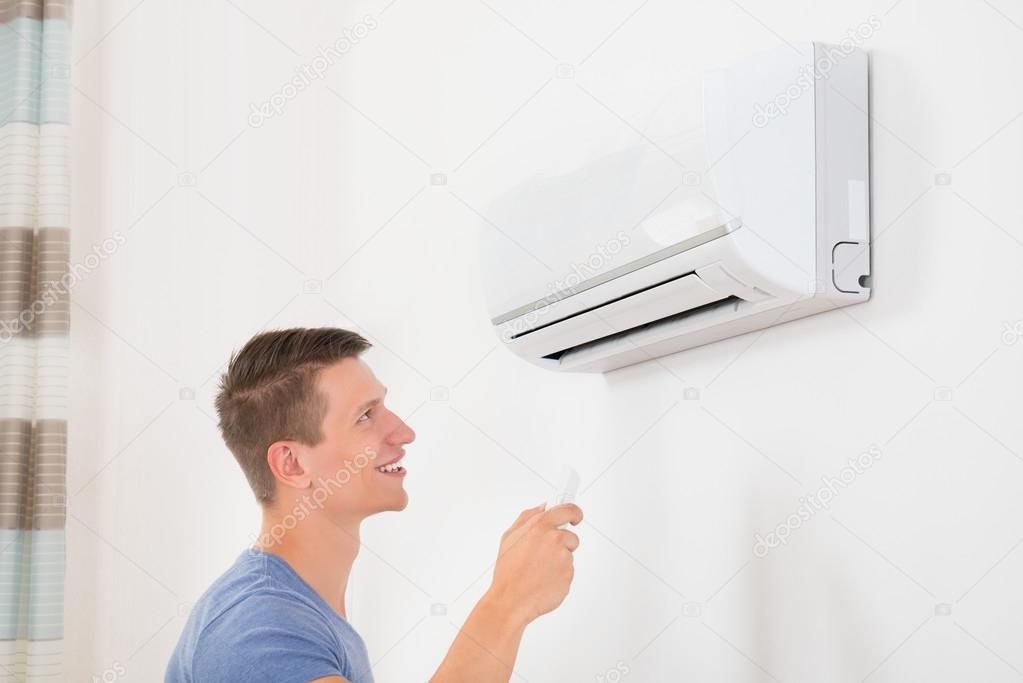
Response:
[510,270,698,341]
[543,296,743,362]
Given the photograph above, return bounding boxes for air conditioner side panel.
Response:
[814,43,871,303]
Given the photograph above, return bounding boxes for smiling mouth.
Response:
[375,458,405,475]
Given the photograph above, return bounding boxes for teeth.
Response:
[376,462,404,473]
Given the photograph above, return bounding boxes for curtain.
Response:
[0,1,71,680]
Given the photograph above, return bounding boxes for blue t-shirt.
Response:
[166,549,374,683]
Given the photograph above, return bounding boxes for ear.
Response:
[266,441,312,493]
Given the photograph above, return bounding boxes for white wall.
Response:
[68,0,1023,681]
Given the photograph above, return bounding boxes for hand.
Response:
[487,502,584,625]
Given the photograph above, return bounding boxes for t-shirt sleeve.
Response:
[191,591,347,683]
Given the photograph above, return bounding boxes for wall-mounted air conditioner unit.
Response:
[480,42,870,373]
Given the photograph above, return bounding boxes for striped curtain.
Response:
[0,1,71,681]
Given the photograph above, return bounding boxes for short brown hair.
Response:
[214,327,371,505]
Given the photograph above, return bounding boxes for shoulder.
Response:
[202,588,340,646]
[191,589,346,682]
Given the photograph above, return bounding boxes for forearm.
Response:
[429,591,530,683]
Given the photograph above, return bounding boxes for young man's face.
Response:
[300,357,415,518]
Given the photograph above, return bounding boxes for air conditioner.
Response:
[480,42,870,373]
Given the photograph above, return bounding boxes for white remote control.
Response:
[548,464,580,528]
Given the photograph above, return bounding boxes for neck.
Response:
[255,501,363,619]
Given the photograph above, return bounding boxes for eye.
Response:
[357,409,372,423]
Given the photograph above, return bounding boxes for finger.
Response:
[557,529,580,552]
[542,503,583,528]
[508,503,547,534]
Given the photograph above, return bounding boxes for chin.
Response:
[374,492,408,514]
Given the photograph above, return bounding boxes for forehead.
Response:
[316,357,382,411]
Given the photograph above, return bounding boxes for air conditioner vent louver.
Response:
[543,295,742,362]
[510,270,700,341]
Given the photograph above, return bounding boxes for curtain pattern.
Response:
[1,1,71,680]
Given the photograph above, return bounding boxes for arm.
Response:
[429,503,583,683]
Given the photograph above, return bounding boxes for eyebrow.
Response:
[353,387,387,416]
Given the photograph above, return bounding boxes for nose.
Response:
[389,412,416,446]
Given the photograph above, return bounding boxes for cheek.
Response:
[309,434,363,479]
[350,442,384,483]
[356,433,388,466]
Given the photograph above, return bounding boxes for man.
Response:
[166,327,583,682]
